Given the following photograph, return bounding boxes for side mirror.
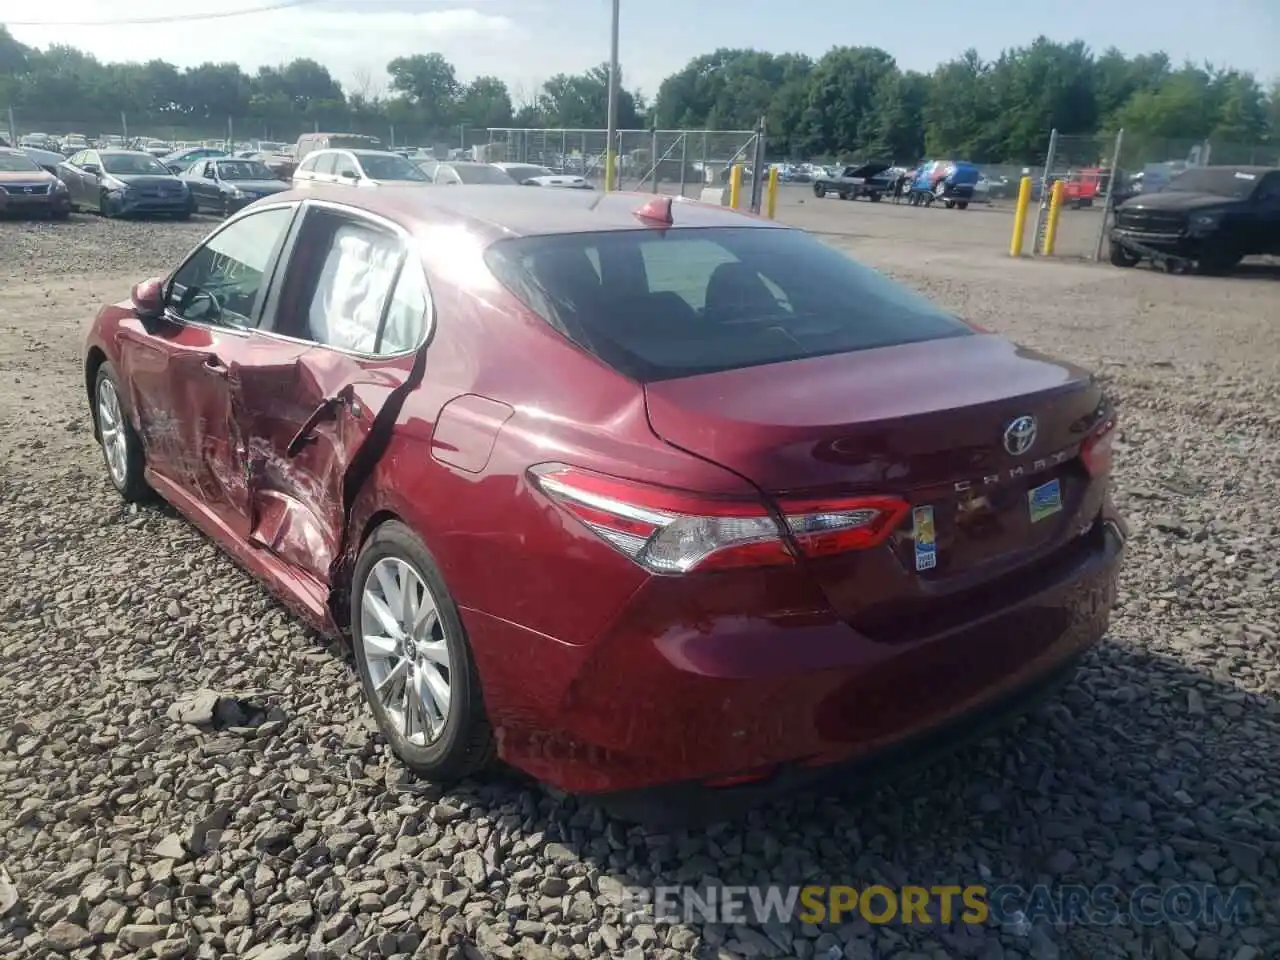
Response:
[131,278,165,321]
[341,169,359,180]
[83,163,101,175]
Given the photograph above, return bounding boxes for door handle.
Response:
[203,356,229,377]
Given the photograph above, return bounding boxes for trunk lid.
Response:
[644,335,1106,628]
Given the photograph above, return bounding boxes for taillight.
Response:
[1081,417,1116,477]
[530,464,908,574]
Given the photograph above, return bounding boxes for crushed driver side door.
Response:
[228,203,432,599]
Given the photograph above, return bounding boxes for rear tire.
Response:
[956,201,969,210]
[813,183,826,198]
[352,522,496,783]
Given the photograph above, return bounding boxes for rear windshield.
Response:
[485,227,971,381]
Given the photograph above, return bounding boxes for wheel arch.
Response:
[85,346,109,440]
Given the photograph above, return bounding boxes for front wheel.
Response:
[956,201,969,210]
[352,522,495,783]
[94,363,149,502]
[98,189,113,218]
[813,183,826,198]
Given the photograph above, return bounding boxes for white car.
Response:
[292,148,431,188]
[491,162,592,189]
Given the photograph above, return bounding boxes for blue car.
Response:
[906,160,981,208]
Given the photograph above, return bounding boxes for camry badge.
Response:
[1003,416,1037,456]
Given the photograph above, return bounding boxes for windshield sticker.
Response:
[1233,172,1257,180]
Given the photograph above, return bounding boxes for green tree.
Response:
[387,53,460,128]
[458,76,514,129]
[801,47,897,157]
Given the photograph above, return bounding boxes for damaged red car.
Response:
[84,186,1124,819]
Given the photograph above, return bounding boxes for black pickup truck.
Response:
[812,162,896,201]
[1110,165,1280,273]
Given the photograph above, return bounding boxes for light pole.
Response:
[605,0,620,191]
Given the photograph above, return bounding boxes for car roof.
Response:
[99,149,156,156]
[269,184,785,243]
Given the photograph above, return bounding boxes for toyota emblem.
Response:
[1003,416,1037,456]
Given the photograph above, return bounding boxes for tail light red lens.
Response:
[530,464,908,574]
[1081,418,1116,477]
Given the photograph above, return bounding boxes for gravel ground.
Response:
[1,211,1277,960]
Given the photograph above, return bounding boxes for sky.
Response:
[3,0,1277,103]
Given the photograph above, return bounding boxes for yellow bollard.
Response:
[729,164,742,209]
[1042,179,1066,256]
[1009,176,1033,257]
[766,165,779,219]
[604,150,617,192]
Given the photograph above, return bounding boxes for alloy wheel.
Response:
[360,557,453,746]
[97,378,128,488]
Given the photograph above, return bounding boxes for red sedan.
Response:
[83,186,1124,817]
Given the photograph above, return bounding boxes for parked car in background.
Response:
[144,140,173,158]
[180,157,290,216]
[60,134,89,157]
[236,149,296,181]
[295,132,385,163]
[57,149,193,219]
[0,148,71,219]
[491,162,592,189]
[293,149,430,188]
[84,185,1124,820]
[1110,165,1280,272]
[812,162,895,200]
[415,160,517,185]
[161,146,228,175]
[19,133,59,152]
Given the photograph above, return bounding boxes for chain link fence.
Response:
[483,128,761,194]
[0,109,493,155]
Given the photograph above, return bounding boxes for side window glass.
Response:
[378,257,429,355]
[167,207,295,327]
[333,154,359,178]
[298,156,317,174]
[307,222,403,353]
[438,167,460,185]
[316,153,338,176]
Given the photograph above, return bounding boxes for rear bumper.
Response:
[466,513,1125,802]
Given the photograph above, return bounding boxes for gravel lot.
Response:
[1,207,1278,960]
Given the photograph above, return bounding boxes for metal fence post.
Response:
[1032,128,1058,255]
[6,106,16,148]
[651,127,659,193]
[749,118,766,213]
[678,133,687,198]
[1093,128,1125,262]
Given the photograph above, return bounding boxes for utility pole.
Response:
[604,0,620,190]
